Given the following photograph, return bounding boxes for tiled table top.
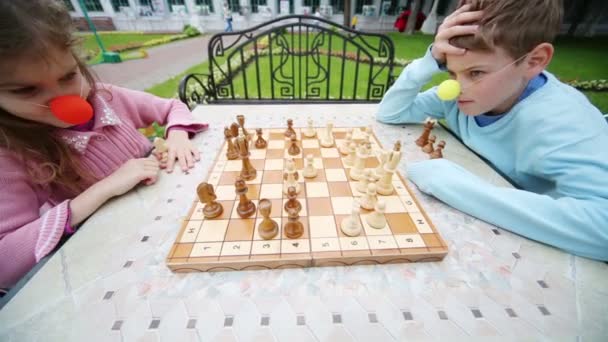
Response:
[1,104,606,341]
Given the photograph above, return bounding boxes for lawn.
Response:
[77,32,176,64]
[146,32,608,113]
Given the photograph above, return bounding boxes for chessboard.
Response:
[166,122,448,272]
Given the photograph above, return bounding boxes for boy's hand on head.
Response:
[431,4,483,64]
[165,129,200,173]
[103,156,161,197]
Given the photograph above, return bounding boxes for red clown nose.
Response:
[49,95,93,125]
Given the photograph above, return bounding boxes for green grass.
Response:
[77,32,174,64]
[146,32,608,112]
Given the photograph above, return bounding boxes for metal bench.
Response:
[178,15,397,109]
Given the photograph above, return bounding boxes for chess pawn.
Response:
[302,154,317,178]
[360,183,378,210]
[430,140,446,159]
[237,135,257,181]
[287,134,301,156]
[366,200,387,229]
[356,169,372,194]
[303,117,316,138]
[338,129,353,155]
[196,182,223,219]
[283,158,300,194]
[422,135,436,154]
[285,118,296,138]
[372,150,389,181]
[235,178,256,218]
[340,203,362,237]
[349,143,370,181]
[255,128,267,149]
[416,117,436,147]
[343,142,356,167]
[284,186,302,214]
[320,122,334,147]
[229,122,240,138]
[284,207,304,239]
[257,198,278,240]
[236,114,250,140]
[224,127,239,160]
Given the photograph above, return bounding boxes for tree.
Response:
[405,0,423,34]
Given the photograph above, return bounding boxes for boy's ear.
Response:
[525,43,554,78]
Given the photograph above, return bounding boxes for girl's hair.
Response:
[0,0,98,196]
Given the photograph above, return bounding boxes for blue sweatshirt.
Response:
[376,48,608,260]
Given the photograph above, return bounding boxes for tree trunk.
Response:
[567,0,592,36]
[344,0,351,27]
[405,0,423,34]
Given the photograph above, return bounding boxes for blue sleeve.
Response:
[407,158,608,261]
[376,46,447,124]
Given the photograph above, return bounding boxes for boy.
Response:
[376,0,608,260]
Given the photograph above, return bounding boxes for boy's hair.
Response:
[450,0,563,60]
[0,0,97,195]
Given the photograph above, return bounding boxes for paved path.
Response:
[91,35,212,91]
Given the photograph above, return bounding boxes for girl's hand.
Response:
[431,4,483,64]
[102,156,161,197]
[164,129,200,173]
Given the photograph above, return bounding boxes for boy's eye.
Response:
[470,70,484,78]
[11,86,37,95]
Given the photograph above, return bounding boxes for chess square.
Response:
[325,169,347,182]
[281,239,311,254]
[328,182,352,197]
[254,217,282,240]
[320,148,340,158]
[264,159,284,171]
[247,172,263,185]
[410,213,433,233]
[324,158,344,168]
[339,237,369,251]
[384,196,406,213]
[267,140,284,149]
[367,235,398,250]
[190,242,222,257]
[311,237,340,252]
[395,234,426,249]
[220,241,252,256]
[400,196,420,213]
[385,213,417,234]
[250,149,266,160]
[225,219,255,241]
[260,184,283,199]
[266,149,284,159]
[348,182,362,197]
[306,182,329,197]
[302,139,319,148]
[251,240,281,254]
[219,171,240,185]
[207,172,221,186]
[308,198,333,216]
[215,185,236,200]
[360,213,391,236]
[224,160,242,172]
[303,148,321,158]
[308,216,338,238]
[281,199,308,216]
[180,220,202,243]
[284,150,303,159]
[196,220,229,242]
[331,197,355,215]
[262,170,283,184]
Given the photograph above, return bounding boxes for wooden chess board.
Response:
[166,127,448,272]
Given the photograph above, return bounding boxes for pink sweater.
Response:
[0,84,207,288]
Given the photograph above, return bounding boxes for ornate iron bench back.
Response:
[179,15,397,108]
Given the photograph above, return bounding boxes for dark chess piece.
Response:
[257,199,278,240]
[235,177,256,218]
[196,182,223,219]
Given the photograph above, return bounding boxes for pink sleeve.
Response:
[0,154,69,288]
[103,84,208,137]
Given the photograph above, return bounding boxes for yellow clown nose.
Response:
[436,79,461,101]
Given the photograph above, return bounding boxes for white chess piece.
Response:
[343,142,357,167]
[376,150,400,195]
[340,202,362,237]
[339,130,353,155]
[320,122,334,147]
[366,200,387,229]
[360,183,378,210]
[372,150,389,181]
[356,169,372,194]
[302,154,317,178]
[303,117,316,138]
[349,143,370,181]
[283,158,300,194]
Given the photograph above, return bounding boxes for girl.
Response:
[0,1,207,289]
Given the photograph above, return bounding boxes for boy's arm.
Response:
[104,84,208,137]
[376,47,448,124]
[407,158,608,261]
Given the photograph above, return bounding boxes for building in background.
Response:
[64,0,607,34]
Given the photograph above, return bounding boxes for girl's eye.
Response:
[11,86,37,95]
[470,70,484,78]
[61,72,77,81]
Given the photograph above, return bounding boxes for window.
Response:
[382,0,399,15]
[111,0,130,12]
[227,0,240,14]
[355,0,374,14]
[196,0,215,13]
[250,0,267,13]
[83,0,104,12]
[139,0,151,5]
[329,0,343,14]
[62,0,75,11]
[276,0,293,14]
[168,0,186,13]
[303,0,320,12]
